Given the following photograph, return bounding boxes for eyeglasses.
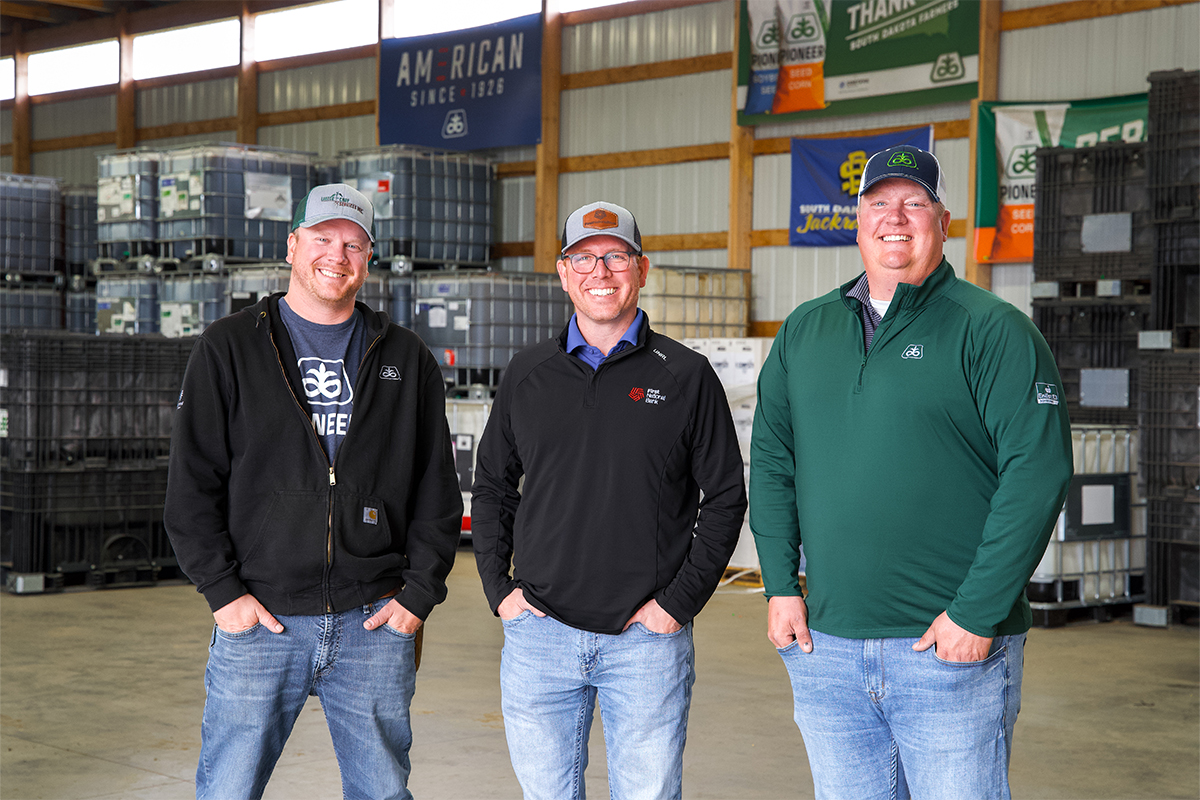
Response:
[563,251,638,274]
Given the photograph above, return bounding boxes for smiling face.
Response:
[856,177,951,296]
[557,234,648,345]
[284,218,371,323]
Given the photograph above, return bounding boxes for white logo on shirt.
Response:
[1036,383,1060,405]
[299,358,353,407]
[902,344,924,359]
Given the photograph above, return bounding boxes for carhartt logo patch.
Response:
[901,344,923,359]
[379,365,400,380]
[583,209,619,230]
[887,151,917,169]
[1036,383,1060,405]
[363,507,379,525]
[629,387,645,402]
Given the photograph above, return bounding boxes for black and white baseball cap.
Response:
[292,183,375,243]
[858,145,948,207]
[560,201,642,255]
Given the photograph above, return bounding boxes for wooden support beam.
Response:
[136,117,238,142]
[11,24,30,174]
[257,100,375,128]
[964,1,1003,291]
[1000,0,1197,31]
[534,2,563,275]
[115,9,136,150]
[237,3,257,145]
[728,0,752,272]
[563,52,731,91]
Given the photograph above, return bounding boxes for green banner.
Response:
[737,0,979,125]
[973,95,1149,264]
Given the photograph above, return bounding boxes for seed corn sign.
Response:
[737,0,979,124]
[973,95,1149,263]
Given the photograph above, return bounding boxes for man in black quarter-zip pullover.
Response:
[164,184,462,800]
[472,201,747,800]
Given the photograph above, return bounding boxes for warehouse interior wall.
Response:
[2,0,1198,328]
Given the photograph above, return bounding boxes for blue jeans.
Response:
[196,598,418,800]
[777,629,1025,800]
[500,612,695,800]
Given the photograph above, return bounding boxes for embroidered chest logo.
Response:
[630,387,667,405]
[901,344,924,359]
[1036,383,1060,405]
[299,358,353,407]
[379,365,401,380]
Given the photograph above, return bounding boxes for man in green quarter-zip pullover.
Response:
[750,145,1072,800]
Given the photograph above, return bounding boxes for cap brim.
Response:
[296,214,375,243]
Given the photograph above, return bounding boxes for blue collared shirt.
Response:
[566,309,644,370]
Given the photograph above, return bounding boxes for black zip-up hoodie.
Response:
[164,294,462,620]
[472,320,747,635]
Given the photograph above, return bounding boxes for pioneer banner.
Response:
[379,13,542,150]
[973,94,1149,264]
[790,125,933,246]
[737,0,978,124]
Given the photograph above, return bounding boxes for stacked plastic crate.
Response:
[1031,142,1153,426]
[1136,70,1200,626]
[96,150,162,334]
[155,144,315,337]
[0,331,196,593]
[339,146,493,270]
[414,272,573,389]
[63,186,98,333]
[0,174,64,331]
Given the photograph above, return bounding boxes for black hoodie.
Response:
[164,293,463,619]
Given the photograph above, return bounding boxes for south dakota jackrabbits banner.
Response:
[737,0,979,124]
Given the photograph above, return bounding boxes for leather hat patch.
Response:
[583,209,619,230]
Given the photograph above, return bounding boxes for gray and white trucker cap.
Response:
[292,183,375,243]
[560,201,642,255]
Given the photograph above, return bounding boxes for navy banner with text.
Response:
[379,13,542,150]
[789,126,932,246]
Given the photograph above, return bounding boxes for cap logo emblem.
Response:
[886,152,917,169]
[583,209,619,230]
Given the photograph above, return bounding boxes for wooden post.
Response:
[11,23,31,174]
[237,2,258,145]
[964,0,1002,290]
[533,1,562,274]
[115,9,136,150]
[728,0,752,274]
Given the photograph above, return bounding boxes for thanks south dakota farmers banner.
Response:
[790,126,933,246]
[379,13,542,150]
[738,0,978,124]
[974,95,1148,263]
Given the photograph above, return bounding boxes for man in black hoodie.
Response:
[472,201,747,799]
[165,183,462,800]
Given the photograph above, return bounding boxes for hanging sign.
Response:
[379,13,542,150]
[790,126,933,247]
[973,95,1149,263]
[737,0,979,124]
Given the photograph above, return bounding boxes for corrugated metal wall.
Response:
[563,0,734,72]
[31,144,116,186]
[258,58,375,112]
[258,116,375,158]
[999,4,1200,101]
[137,78,236,127]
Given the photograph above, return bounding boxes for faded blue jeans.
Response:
[500,612,695,800]
[196,598,418,800]
[777,629,1025,800]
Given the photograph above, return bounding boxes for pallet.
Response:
[1030,601,1137,628]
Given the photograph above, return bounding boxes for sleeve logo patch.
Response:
[363,507,379,525]
[1036,383,1060,405]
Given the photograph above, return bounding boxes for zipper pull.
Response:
[329,466,336,486]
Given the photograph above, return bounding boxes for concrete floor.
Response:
[2,550,1198,800]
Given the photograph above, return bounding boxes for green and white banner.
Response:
[737,0,979,125]
[973,95,1148,264]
